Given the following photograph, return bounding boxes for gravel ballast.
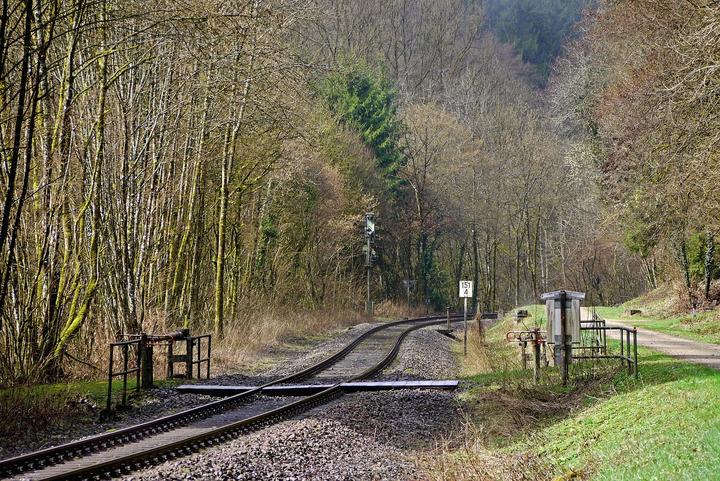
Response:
[7,318,465,479]
[317,389,463,450]
[0,323,377,460]
[380,326,460,380]
[124,322,464,480]
[125,418,416,481]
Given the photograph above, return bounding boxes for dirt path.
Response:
[606,320,720,370]
[580,308,720,370]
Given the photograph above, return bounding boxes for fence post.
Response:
[207,336,212,379]
[602,320,607,355]
[106,346,114,411]
[136,338,142,391]
[140,333,154,389]
[533,333,541,384]
[619,328,624,366]
[633,328,638,378]
[121,344,129,406]
[167,341,174,378]
[195,338,200,379]
[626,329,632,374]
[186,337,194,379]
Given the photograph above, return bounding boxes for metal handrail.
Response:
[106,339,142,410]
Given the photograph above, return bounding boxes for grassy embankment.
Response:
[427,306,720,481]
[592,286,720,345]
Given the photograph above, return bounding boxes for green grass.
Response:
[594,305,720,345]
[443,302,720,481]
[513,304,549,327]
[527,347,720,480]
[0,379,116,445]
[635,314,720,345]
[1,378,136,404]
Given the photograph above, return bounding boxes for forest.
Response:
[1,0,717,385]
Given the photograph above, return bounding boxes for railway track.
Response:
[1,315,462,480]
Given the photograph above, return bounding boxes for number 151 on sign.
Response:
[459,280,473,298]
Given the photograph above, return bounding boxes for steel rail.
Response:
[32,317,452,481]
[0,315,459,479]
[35,318,446,481]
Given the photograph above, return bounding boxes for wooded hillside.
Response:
[0,0,654,385]
[550,0,720,309]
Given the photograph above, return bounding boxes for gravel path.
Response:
[580,307,720,370]
[607,320,720,369]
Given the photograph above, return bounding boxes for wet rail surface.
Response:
[1,315,462,480]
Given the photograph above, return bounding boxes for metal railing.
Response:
[506,312,639,382]
[189,334,211,379]
[505,329,547,383]
[106,331,212,413]
[106,339,142,411]
[577,314,638,378]
[167,333,211,379]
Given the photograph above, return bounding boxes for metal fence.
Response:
[576,314,638,378]
[106,339,142,411]
[167,334,211,380]
[106,331,212,413]
[506,312,639,383]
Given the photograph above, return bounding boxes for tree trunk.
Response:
[704,230,715,301]
[472,227,479,314]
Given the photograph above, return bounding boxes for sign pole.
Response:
[364,213,375,316]
[463,297,468,356]
[407,284,411,316]
[366,232,371,315]
[459,280,473,356]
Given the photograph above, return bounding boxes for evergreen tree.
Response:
[485,0,591,82]
[321,62,404,192]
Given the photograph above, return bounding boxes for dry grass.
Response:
[374,299,431,319]
[58,304,371,380]
[462,327,520,378]
[211,307,370,372]
[630,282,720,315]
[422,419,552,481]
